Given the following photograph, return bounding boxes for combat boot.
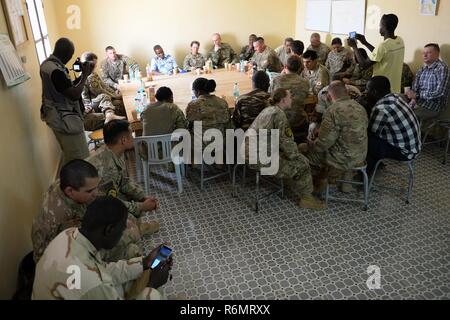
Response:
[299,195,326,210]
[139,221,160,236]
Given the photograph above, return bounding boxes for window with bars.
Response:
[25,0,51,64]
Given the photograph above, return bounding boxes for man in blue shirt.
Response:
[406,43,450,121]
[151,45,178,75]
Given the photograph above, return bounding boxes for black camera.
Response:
[72,57,83,72]
[72,57,92,72]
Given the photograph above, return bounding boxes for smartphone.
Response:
[150,245,173,270]
[349,32,357,39]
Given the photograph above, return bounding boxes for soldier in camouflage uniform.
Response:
[242,88,325,210]
[31,160,142,264]
[325,38,355,79]
[401,63,414,93]
[342,48,374,92]
[250,38,283,73]
[207,33,238,69]
[100,46,139,91]
[183,41,206,71]
[300,81,368,191]
[240,34,258,61]
[81,52,126,131]
[270,56,310,143]
[186,78,232,141]
[142,87,188,136]
[275,37,294,67]
[307,33,331,65]
[86,121,160,232]
[233,71,270,130]
[301,50,331,95]
[33,197,171,300]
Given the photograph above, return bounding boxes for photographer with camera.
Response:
[40,38,94,164]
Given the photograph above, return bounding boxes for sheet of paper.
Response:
[0,34,30,87]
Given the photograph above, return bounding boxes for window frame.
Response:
[25,0,51,64]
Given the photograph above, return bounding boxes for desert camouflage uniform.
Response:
[243,105,314,196]
[31,181,142,264]
[32,228,162,300]
[325,48,355,78]
[307,43,331,65]
[301,64,330,95]
[207,43,237,69]
[86,147,146,218]
[100,54,138,90]
[270,73,310,143]
[305,97,368,176]
[183,53,206,71]
[233,89,270,130]
[347,64,374,92]
[250,47,283,73]
[240,45,255,61]
[401,63,415,93]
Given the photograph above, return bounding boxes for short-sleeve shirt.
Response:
[370,36,405,94]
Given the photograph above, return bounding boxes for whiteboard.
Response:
[331,0,366,35]
[305,0,332,33]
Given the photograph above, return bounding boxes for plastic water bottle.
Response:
[135,67,140,81]
[146,64,152,78]
[129,68,134,82]
[233,82,240,100]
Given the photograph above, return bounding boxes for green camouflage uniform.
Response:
[316,84,362,114]
[325,48,355,78]
[87,147,146,218]
[348,64,374,92]
[207,43,237,69]
[301,64,330,95]
[142,102,188,136]
[240,45,255,61]
[32,228,163,300]
[270,73,310,143]
[401,63,415,93]
[233,89,270,130]
[306,97,368,173]
[31,181,142,264]
[183,53,206,71]
[186,94,232,133]
[250,47,283,73]
[100,54,138,90]
[244,106,314,196]
[82,71,125,131]
[307,43,331,65]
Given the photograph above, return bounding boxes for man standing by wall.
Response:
[40,38,92,164]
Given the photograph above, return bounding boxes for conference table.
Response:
[118,68,318,132]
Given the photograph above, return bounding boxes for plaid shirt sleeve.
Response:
[419,64,450,100]
[369,105,388,136]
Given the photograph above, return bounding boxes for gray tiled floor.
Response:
[127,145,450,300]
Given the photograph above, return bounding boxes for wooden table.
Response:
[119,69,318,131]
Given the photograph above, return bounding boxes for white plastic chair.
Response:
[134,134,185,194]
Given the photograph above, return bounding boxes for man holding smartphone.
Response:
[40,38,94,165]
[33,197,173,300]
[348,14,405,94]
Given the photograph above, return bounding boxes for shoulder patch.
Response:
[286,128,293,138]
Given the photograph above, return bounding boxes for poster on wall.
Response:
[420,0,438,16]
[0,34,30,87]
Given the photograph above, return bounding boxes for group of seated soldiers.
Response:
[31,30,449,300]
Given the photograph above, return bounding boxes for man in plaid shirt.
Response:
[406,44,450,121]
[366,76,422,173]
